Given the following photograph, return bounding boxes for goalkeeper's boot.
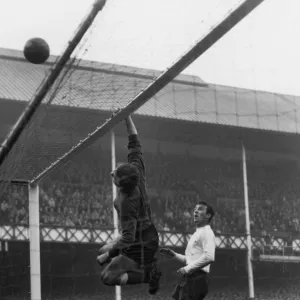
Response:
[148,262,162,295]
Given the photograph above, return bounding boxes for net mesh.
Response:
[0,0,250,185]
[2,78,300,184]
[2,0,300,299]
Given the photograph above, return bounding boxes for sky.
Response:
[0,0,300,95]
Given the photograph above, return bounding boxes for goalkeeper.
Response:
[97,114,161,295]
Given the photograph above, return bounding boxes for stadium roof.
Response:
[0,47,300,135]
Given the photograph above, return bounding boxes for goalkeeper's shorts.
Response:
[122,224,159,266]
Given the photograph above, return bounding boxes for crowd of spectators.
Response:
[1,145,300,236]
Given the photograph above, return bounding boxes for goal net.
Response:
[3,0,300,300]
[0,0,261,185]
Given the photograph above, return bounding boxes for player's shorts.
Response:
[172,269,208,300]
[122,224,159,266]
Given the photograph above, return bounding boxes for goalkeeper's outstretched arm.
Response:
[125,115,138,136]
[125,115,146,178]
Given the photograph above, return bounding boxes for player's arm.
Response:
[125,115,138,135]
[126,115,146,177]
[174,253,187,264]
[107,196,138,259]
[160,248,187,264]
[183,232,215,274]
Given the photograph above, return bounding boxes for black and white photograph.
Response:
[0,1,300,299]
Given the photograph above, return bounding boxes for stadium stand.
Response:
[1,145,300,236]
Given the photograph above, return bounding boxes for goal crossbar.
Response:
[30,0,266,184]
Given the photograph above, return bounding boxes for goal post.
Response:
[28,183,41,300]
[111,130,121,300]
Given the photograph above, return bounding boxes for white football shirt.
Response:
[175,224,216,274]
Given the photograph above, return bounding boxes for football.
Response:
[23,37,50,64]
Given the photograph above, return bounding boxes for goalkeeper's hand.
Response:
[96,252,110,266]
[111,108,121,118]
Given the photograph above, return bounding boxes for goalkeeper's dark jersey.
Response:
[108,134,158,260]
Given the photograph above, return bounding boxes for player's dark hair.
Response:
[115,163,140,194]
[198,200,215,223]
